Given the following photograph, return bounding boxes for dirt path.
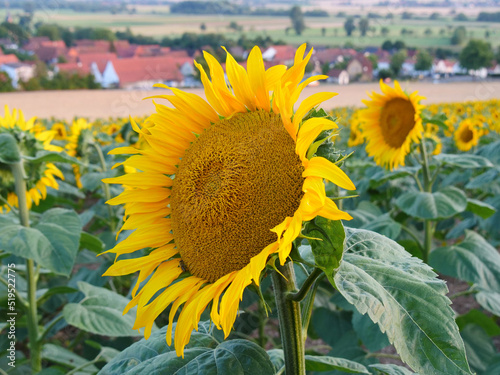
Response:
[1,81,499,121]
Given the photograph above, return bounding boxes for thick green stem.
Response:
[11,161,42,373]
[419,141,432,192]
[272,262,305,375]
[419,141,434,262]
[287,268,323,302]
[301,273,325,343]
[423,220,434,263]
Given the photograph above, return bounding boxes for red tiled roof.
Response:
[269,45,296,62]
[314,48,344,63]
[35,46,60,62]
[23,37,50,51]
[56,62,90,75]
[41,40,66,49]
[442,59,457,68]
[114,40,130,50]
[164,49,191,58]
[374,49,391,60]
[78,52,117,73]
[327,68,345,78]
[0,54,19,65]
[112,56,192,85]
[75,40,111,54]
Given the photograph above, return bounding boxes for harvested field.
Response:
[2,81,500,121]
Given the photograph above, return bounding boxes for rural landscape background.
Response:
[1,0,500,117]
[1,1,500,375]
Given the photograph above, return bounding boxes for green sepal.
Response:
[0,133,21,164]
[303,217,345,288]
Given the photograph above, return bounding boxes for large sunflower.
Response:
[0,106,63,213]
[102,44,355,357]
[454,118,481,151]
[360,80,425,170]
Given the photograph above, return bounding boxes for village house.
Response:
[0,62,36,88]
[488,62,500,76]
[402,58,417,76]
[0,53,19,65]
[99,56,194,89]
[312,47,357,69]
[262,45,296,65]
[432,59,465,76]
[346,54,373,82]
[326,69,349,85]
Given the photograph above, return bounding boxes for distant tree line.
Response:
[477,12,500,22]
[161,33,284,59]
[3,0,132,14]
[21,72,101,91]
[170,1,327,17]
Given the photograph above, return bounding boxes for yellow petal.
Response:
[293,92,338,130]
[194,60,231,116]
[106,188,170,205]
[222,46,256,111]
[296,117,337,160]
[103,244,178,276]
[318,198,353,221]
[247,46,269,111]
[303,157,356,191]
[103,173,172,188]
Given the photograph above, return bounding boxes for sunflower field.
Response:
[1,45,499,375]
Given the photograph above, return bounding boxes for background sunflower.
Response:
[0,106,63,212]
[454,118,481,151]
[360,80,426,170]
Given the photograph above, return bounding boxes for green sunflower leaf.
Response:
[348,201,401,240]
[422,113,448,130]
[351,310,390,352]
[79,231,105,253]
[303,217,345,286]
[80,171,115,191]
[62,281,146,337]
[461,324,497,375]
[335,228,472,375]
[395,186,467,220]
[475,289,500,315]
[465,168,499,189]
[304,355,370,373]
[429,231,500,292]
[0,208,81,276]
[267,349,285,373]
[434,153,493,169]
[368,166,421,188]
[42,343,99,373]
[456,309,500,337]
[368,363,416,375]
[23,150,81,165]
[99,323,275,375]
[466,198,496,219]
[0,133,21,164]
[262,349,370,374]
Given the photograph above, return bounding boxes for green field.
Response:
[1,6,499,48]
